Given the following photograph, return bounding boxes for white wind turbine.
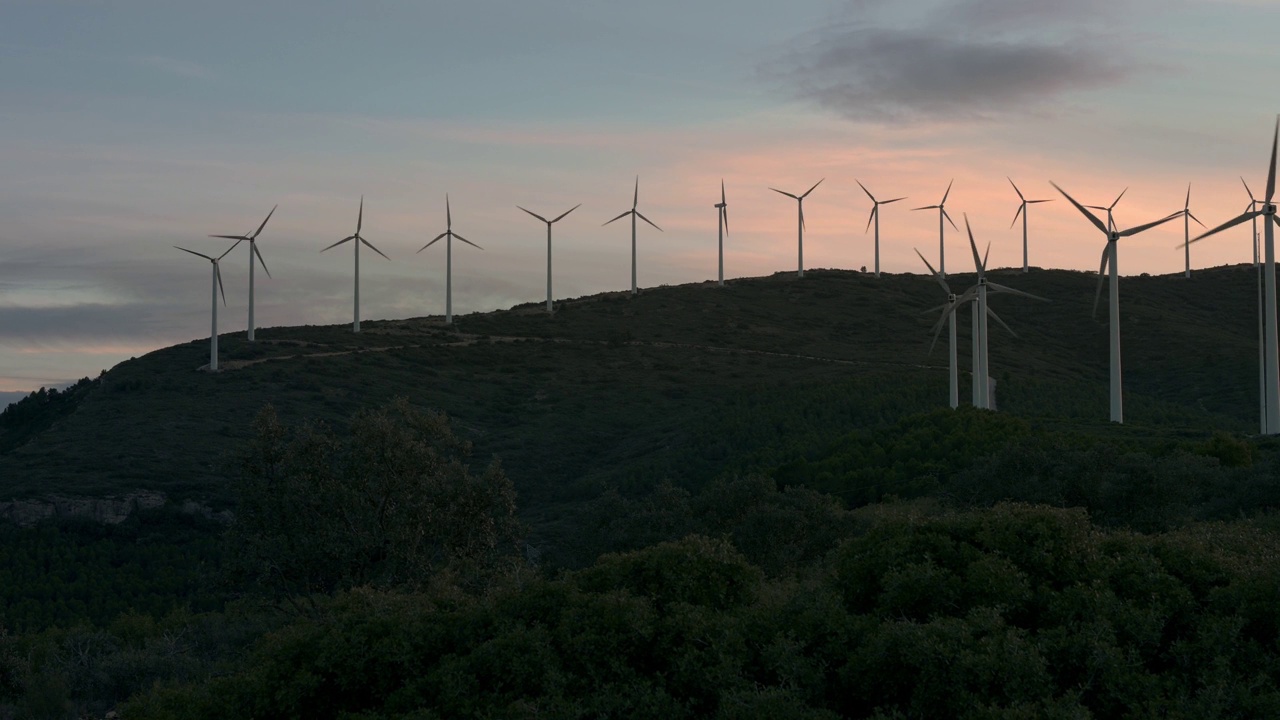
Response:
[604,177,662,296]
[771,179,823,278]
[321,196,390,333]
[420,195,482,325]
[174,242,236,372]
[912,180,957,278]
[1053,182,1180,424]
[1175,184,1206,279]
[960,215,1047,409]
[1086,188,1127,233]
[1241,178,1265,431]
[1186,116,1280,436]
[1007,178,1052,273]
[916,249,960,409]
[856,180,905,278]
[1243,178,1262,266]
[518,203,580,313]
[715,181,729,286]
[208,205,276,342]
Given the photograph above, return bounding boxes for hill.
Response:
[0,264,1268,539]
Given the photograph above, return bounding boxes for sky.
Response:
[1,0,1278,403]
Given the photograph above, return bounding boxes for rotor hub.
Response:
[1266,204,1277,215]
[947,293,956,302]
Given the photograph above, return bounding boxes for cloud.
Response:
[763,0,1148,123]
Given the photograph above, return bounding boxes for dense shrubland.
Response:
[5,401,1280,717]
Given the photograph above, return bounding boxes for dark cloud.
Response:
[764,0,1144,123]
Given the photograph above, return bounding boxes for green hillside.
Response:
[0,265,1265,517]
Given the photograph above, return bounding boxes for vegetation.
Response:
[3,267,1280,717]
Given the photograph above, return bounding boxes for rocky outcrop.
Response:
[0,491,169,527]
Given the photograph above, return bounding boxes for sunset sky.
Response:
[2,0,1277,404]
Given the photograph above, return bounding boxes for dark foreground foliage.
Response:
[120,503,1280,719]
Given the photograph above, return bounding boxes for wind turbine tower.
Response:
[1007,179,1051,273]
[321,196,390,333]
[857,180,905,278]
[1054,182,1180,423]
[1187,116,1280,436]
[913,181,957,278]
[917,249,960,408]
[519,203,580,313]
[604,177,662,295]
[715,181,729,286]
[208,205,276,341]
[174,243,236,372]
[1178,184,1206,279]
[771,179,823,278]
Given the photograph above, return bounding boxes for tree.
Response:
[227,398,522,604]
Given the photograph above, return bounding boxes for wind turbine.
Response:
[715,181,729,286]
[1085,188,1127,232]
[1186,116,1280,435]
[1053,182,1180,424]
[916,249,960,409]
[321,196,390,333]
[960,215,1047,409]
[208,205,276,342]
[1243,178,1261,266]
[857,180,905,278]
[1242,179,1265,431]
[770,179,823,278]
[174,242,236,372]
[1176,184,1206,278]
[912,181,957,278]
[604,177,662,295]
[1007,179,1052,273]
[420,195,482,325]
[518,203,579,313]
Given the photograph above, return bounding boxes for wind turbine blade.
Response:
[986,306,1016,337]
[941,179,954,205]
[1188,211,1259,246]
[216,265,227,306]
[883,197,906,204]
[446,194,453,228]
[801,178,824,199]
[721,179,726,206]
[552,204,581,223]
[1274,214,1280,229]
[1109,187,1128,210]
[518,206,549,223]
[1268,114,1279,203]
[913,205,941,211]
[1010,203,1025,229]
[1119,213,1180,237]
[635,211,662,231]
[253,243,272,278]
[799,204,805,232]
[633,176,639,209]
[357,196,364,234]
[417,234,446,253]
[1093,247,1109,318]
[1242,176,1258,203]
[943,208,958,231]
[454,233,483,250]
[1027,199,1053,204]
[1185,184,1191,211]
[1186,211,1206,228]
[914,248,949,294]
[964,215,982,274]
[722,207,729,235]
[320,236,356,253]
[174,246,215,261]
[987,282,1048,302]
[856,179,876,203]
[208,234,247,241]
[982,242,991,274]
[865,207,877,234]
[1051,182,1109,235]
[603,210,632,226]
[361,237,391,261]
[252,204,277,239]
[1008,177,1024,202]
[928,307,958,354]
[770,188,799,200]
[217,242,238,261]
